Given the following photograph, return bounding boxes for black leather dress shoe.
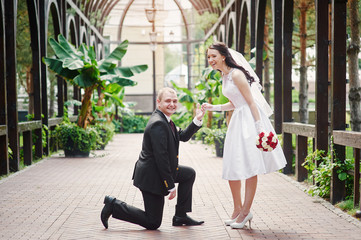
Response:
[101,196,116,229]
[172,215,204,226]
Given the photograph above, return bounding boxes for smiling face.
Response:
[207,48,225,70]
[157,89,178,117]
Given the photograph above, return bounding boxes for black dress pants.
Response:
[111,165,196,230]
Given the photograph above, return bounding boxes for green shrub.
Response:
[93,122,115,149]
[121,115,149,133]
[55,122,98,153]
[302,149,354,199]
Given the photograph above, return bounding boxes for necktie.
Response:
[169,120,176,134]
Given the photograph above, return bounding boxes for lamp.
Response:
[149,42,157,51]
[169,30,174,42]
[149,31,157,42]
[145,8,156,22]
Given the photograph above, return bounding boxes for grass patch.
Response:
[336,199,360,217]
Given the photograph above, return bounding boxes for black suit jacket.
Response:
[133,109,201,196]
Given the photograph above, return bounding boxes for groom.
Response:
[101,87,205,230]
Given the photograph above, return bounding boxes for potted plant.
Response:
[43,34,147,157]
[93,122,115,150]
[202,125,227,157]
[55,121,97,157]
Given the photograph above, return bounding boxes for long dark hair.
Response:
[207,42,255,85]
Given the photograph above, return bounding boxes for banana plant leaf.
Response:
[104,92,124,106]
[101,40,128,63]
[108,76,137,87]
[104,83,122,94]
[48,38,73,59]
[63,58,84,70]
[42,58,79,80]
[57,34,82,59]
[111,65,149,77]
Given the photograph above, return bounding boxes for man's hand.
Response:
[168,189,176,200]
[195,103,206,121]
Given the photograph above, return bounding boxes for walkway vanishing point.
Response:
[1,134,361,240]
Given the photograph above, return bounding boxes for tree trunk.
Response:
[298,0,309,123]
[96,86,104,118]
[26,66,34,115]
[263,20,271,104]
[347,0,361,132]
[77,86,94,129]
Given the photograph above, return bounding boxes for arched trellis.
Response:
[0,0,107,174]
[237,1,248,54]
[226,12,236,48]
[79,25,89,45]
[66,15,78,46]
[217,24,225,43]
[89,35,98,56]
[0,0,358,208]
[66,13,80,116]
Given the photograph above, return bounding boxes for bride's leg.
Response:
[236,175,257,222]
[228,180,242,218]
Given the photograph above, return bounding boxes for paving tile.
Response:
[1,134,361,239]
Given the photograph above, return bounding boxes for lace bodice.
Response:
[222,68,248,109]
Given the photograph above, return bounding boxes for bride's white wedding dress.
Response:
[222,68,287,180]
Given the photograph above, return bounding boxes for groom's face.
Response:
[157,91,178,117]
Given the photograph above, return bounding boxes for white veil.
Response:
[228,48,273,117]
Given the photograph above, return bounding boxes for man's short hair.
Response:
[157,87,177,101]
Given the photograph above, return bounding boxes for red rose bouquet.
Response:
[256,131,278,152]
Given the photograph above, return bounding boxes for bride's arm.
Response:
[202,101,235,112]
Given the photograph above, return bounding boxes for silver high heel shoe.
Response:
[230,212,253,229]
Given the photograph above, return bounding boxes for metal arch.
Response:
[46,0,61,37]
[48,2,61,38]
[97,43,103,60]
[237,1,248,54]
[65,0,104,41]
[203,0,236,40]
[217,24,225,42]
[195,0,216,14]
[118,0,191,41]
[91,0,102,13]
[26,0,43,159]
[101,0,121,34]
[94,0,110,33]
[117,0,135,41]
[226,11,236,48]
[84,0,95,18]
[202,0,217,13]
[79,25,89,44]
[66,15,78,45]
[188,0,202,13]
[103,0,121,18]
[194,0,208,13]
[173,0,190,39]
[89,35,98,57]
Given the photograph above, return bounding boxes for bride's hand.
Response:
[202,103,221,112]
[201,103,212,111]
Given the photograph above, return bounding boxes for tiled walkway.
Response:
[1,134,361,239]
